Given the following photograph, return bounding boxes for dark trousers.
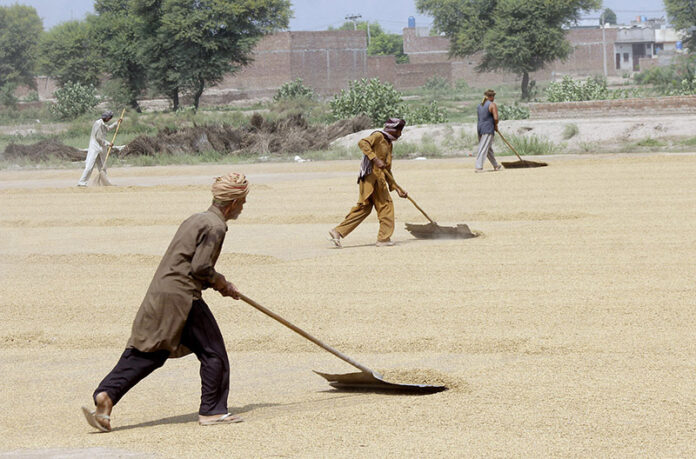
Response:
[94,299,230,416]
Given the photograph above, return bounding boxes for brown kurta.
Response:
[335,131,398,241]
[127,205,227,358]
[357,131,397,199]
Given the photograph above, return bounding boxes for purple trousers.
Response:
[93,299,230,416]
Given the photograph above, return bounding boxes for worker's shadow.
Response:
[111,402,278,431]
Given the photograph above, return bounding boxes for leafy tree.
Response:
[91,0,147,111]
[664,0,696,49]
[132,0,290,111]
[416,0,601,99]
[39,20,102,87]
[331,21,409,63]
[369,33,409,64]
[600,8,617,25]
[0,4,43,89]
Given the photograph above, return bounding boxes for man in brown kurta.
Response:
[82,172,250,432]
[328,118,408,247]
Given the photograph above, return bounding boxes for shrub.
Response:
[502,134,557,156]
[330,78,402,125]
[273,78,315,101]
[455,79,471,91]
[634,56,696,95]
[0,83,18,109]
[562,123,579,140]
[546,75,608,102]
[101,79,136,108]
[498,102,530,120]
[23,91,39,102]
[49,81,99,119]
[422,75,451,93]
[401,101,447,124]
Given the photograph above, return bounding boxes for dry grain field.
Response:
[1,154,695,457]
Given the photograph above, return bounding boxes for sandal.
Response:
[327,230,342,248]
[81,406,111,432]
[199,413,244,426]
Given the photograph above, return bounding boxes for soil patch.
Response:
[120,113,372,158]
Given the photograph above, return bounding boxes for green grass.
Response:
[677,136,696,147]
[495,134,558,156]
[635,137,666,148]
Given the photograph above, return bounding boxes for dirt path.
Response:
[1,156,695,457]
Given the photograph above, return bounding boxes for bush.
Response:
[401,101,448,124]
[562,123,579,139]
[498,102,530,120]
[273,78,315,101]
[634,56,696,95]
[546,75,609,102]
[23,91,39,102]
[330,78,402,125]
[422,76,451,96]
[101,79,136,108]
[49,81,99,119]
[0,83,18,109]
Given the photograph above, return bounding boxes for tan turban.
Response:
[211,172,249,204]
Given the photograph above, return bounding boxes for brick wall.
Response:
[396,62,452,89]
[367,55,397,84]
[550,28,619,77]
[529,95,696,118]
[219,31,367,97]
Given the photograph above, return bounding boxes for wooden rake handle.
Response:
[495,129,524,162]
[238,293,374,374]
[382,169,436,225]
[103,108,126,166]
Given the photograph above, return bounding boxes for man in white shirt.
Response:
[77,110,120,186]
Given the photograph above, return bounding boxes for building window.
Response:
[623,53,629,63]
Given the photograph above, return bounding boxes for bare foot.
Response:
[94,391,113,431]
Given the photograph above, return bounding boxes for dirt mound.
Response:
[119,113,372,158]
[3,139,85,162]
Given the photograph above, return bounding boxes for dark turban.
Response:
[101,110,114,120]
[384,118,406,132]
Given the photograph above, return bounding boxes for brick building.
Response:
[215,26,657,99]
[25,25,683,103]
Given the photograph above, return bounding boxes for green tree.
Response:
[132,0,290,111]
[664,0,696,49]
[0,5,43,89]
[600,8,617,25]
[331,21,409,63]
[417,0,601,99]
[91,0,147,111]
[39,20,102,87]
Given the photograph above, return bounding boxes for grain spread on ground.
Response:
[1,154,695,457]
